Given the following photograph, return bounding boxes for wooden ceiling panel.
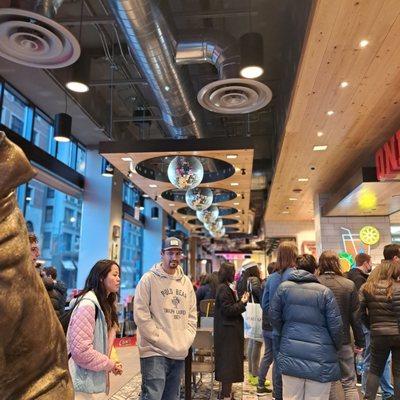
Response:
[266,0,400,221]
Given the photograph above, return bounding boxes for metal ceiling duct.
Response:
[0,1,80,68]
[175,32,272,114]
[107,0,204,139]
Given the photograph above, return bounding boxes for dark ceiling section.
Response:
[50,0,312,236]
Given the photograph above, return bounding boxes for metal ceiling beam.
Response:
[55,16,115,25]
[174,10,258,19]
[88,79,148,87]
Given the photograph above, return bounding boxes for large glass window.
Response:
[21,179,83,291]
[120,218,143,289]
[123,180,141,208]
[33,110,56,155]
[1,85,33,140]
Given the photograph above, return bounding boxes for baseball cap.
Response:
[162,237,183,251]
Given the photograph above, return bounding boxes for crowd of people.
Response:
[29,231,400,400]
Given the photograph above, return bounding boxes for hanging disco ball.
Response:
[185,187,213,211]
[210,227,226,239]
[167,156,204,190]
[205,218,223,232]
[197,205,219,224]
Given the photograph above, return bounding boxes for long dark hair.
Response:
[364,261,400,300]
[80,259,119,331]
[318,251,343,276]
[276,241,298,272]
[218,262,235,284]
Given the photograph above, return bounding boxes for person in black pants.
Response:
[214,262,249,400]
[360,261,400,399]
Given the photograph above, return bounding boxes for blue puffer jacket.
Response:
[270,270,343,383]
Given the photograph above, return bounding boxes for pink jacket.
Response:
[67,298,115,372]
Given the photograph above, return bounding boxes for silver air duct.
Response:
[107,0,203,139]
[176,32,272,114]
[0,0,80,68]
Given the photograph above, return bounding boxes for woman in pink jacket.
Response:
[67,259,123,399]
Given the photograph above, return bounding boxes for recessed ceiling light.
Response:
[169,203,175,207]
[233,202,240,205]
[282,211,290,214]
[317,131,324,137]
[340,81,349,88]
[226,154,238,159]
[121,157,132,162]
[298,178,309,182]
[142,194,149,198]
[149,184,158,188]
[313,145,328,151]
[164,85,170,91]
[289,198,298,201]
[326,110,335,116]
[359,39,369,48]
[230,182,239,186]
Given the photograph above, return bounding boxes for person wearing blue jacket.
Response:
[261,241,298,400]
[270,254,343,400]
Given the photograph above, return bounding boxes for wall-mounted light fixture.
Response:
[151,207,159,220]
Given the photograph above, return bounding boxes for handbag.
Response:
[243,286,263,342]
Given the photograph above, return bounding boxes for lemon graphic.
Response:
[359,226,380,245]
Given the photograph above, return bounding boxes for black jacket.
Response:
[214,283,246,383]
[360,281,400,336]
[346,268,369,291]
[237,275,262,303]
[318,272,365,347]
[261,280,272,331]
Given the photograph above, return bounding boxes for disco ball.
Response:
[185,187,213,211]
[205,218,223,232]
[167,156,204,189]
[197,205,219,224]
[211,227,226,239]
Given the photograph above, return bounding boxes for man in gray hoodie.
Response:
[134,236,197,400]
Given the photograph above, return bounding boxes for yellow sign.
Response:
[359,225,380,246]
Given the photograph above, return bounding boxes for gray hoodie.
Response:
[134,262,197,360]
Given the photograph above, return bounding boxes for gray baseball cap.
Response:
[162,237,183,251]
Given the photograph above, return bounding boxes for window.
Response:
[11,115,23,135]
[120,218,143,289]
[33,110,55,154]
[76,145,86,174]
[123,180,140,208]
[43,232,51,249]
[1,86,32,139]
[64,207,74,224]
[47,188,55,198]
[21,179,82,291]
[45,206,53,223]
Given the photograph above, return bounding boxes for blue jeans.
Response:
[362,326,394,398]
[258,330,273,387]
[140,356,184,400]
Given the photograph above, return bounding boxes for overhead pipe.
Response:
[107,0,204,139]
[9,0,65,18]
[175,31,240,80]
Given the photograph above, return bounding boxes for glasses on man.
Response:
[164,250,183,256]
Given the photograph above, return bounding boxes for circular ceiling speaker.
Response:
[185,187,213,211]
[0,8,80,68]
[197,78,272,114]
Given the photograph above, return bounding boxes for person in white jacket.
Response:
[134,236,197,400]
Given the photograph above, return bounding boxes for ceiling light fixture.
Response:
[142,194,149,198]
[313,145,328,151]
[168,203,175,207]
[298,178,309,182]
[282,211,289,214]
[359,39,369,48]
[121,157,132,161]
[66,81,89,93]
[226,154,238,159]
[340,81,349,88]
[289,198,298,201]
[326,110,335,116]
[149,184,158,188]
[230,182,239,186]
[233,202,240,205]
[317,131,324,137]
[54,113,72,142]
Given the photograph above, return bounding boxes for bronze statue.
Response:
[0,131,73,399]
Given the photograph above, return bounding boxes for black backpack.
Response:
[60,296,98,335]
